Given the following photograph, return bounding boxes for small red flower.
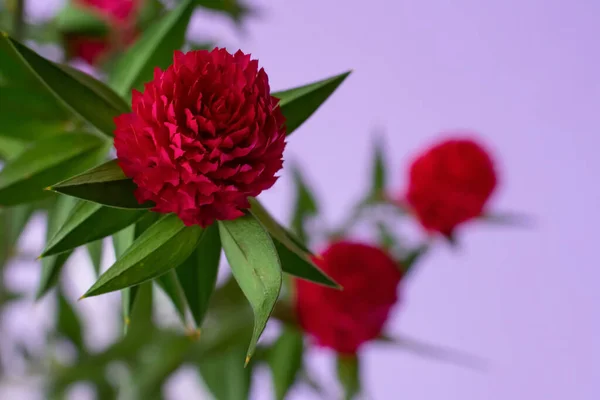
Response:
[66,0,140,64]
[403,135,497,236]
[295,241,402,355]
[114,49,286,227]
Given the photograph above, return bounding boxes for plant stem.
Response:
[12,0,25,41]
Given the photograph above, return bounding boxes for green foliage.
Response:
[337,355,361,400]
[268,327,305,400]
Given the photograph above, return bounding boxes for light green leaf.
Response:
[0,35,126,136]
[248,198,338,288]
[274,71,351,136]
[176,223,221,327]
[42,201,145,257]
[268,327,304,400]
[57,289,85,352]
[1,204,35,270]
[109,0,195,96]
[55,2,108,35]
[370,135,387,200]
[219,214,282,363]
[0,133,106,206]
[37,195,78,299]
[83,214,204,297]
[290,164,319,244]
[0,135,25,161]
[155,270,189,326]
[112,225,135,259]
[86,240,103,276]
[194,0,253,23]
[336,355,361,400]
[49,159,153,209]
[199,343,253,400]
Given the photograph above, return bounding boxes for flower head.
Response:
[114,49,286,227]
[295,241,402,355]
[403,135,497,236]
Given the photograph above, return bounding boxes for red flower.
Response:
[403,136,497,236]
[295,241,402,355]
[114,49,286,227]
[66,0,140,64]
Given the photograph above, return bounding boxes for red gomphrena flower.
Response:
[114,49,286,227]
[403,135,497,236]
[295,241,403,355]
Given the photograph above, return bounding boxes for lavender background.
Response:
[2,0,599,399]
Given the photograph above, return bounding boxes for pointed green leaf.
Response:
[0,136,25,161]
[42,201,145,257]
[194,0,253,23]
[290,164,319,244]
[1,204,35,270]
[155,270,189,326]
[55,2,109,35]
[336,355,361,400]
[249,198,338,288]
[370,135,386,200]
[402,243,428,276]
[268,327,304,400]
[83,214,204,297]
[0,35,125,136]
[49,159,153,209]
[124,282,154,338]
[37,195,78,299]
[176,223,221,327]
[57,290,84,352]
[199,343,254,400]
[218,214,282,363]
[0,133,106,206]
[109,0,195,96]
[273,71,351,136]
[86,240,103,276]
[112,225,135,259]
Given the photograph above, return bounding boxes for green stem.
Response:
[12,0,26,41]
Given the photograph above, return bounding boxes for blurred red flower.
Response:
[403,136,497,237]
[295,241,402,355]
[66,0,140,64]
[114,49,286,227]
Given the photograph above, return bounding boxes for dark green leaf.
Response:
[249,198,338,288]
[274,71,351,136]
[0,204,35,269]
[218,214,282,363]
[136,0,166,32]
[370,135,386,200]
[112,225,135,259]
[336,355,361,400]
[86,240,103,276]
[402,243,428,276]
[57,290,84,352]
[268,327,304,400]
[155,270,189,326]
[290,164,319,244]
[176,223,221,327]
[0,135,25,161]
[42,201,145,257]
[37,195,78,299]
[199,343,253,400]
[124,282,154,339]
[109,0,195,96]
[55,2,108,35]
[0,35,125,136]
[83,214,204,297]
[194,0,253,23]
[0,133,106,206]
[49,159,153,209]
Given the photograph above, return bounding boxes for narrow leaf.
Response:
[198,344,253,400]
[109,0,195,96]
[86,240,103,276]
[83,214,204,297]
[0,35,125,136]
[273,71,351,136]
[0,133,106,206]
[42,201,146,257]
[176,223,221,327]
[219,215,283,363]
[268,327,304,400]
[290,164,318,244]
[249,198,338,288]
[336,355,361,400]
[55,2,108,35]
[155,270,189,326]
[370,134,387,200]
[57,290,85,352]
[49,159,153,209]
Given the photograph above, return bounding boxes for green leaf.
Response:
[109,0,195,97]
[42,201,145,257]
[248,198,338,288]
[57,290,85,352]
[0,204,35,269]
[0,133,106,206]
[402,243,428,276]
[370,135,387,200]
[274,71,351,136]
[336,355,361,400]
[176,223,221,328]
[155,270,189,326]
[83,214,204,297]
[268,327,304,400]
[37,195,78,299]
[49,159,153,209]
[194,0,253,23]
[112,225,135,259]
[198,343,253,400]
[0,135,25,161]
[218,214,282,363]
[86,240,103,276]
[0,35,126,136]
[124,282,154,339]
[55,2,109,35]
[290,164,318,244]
